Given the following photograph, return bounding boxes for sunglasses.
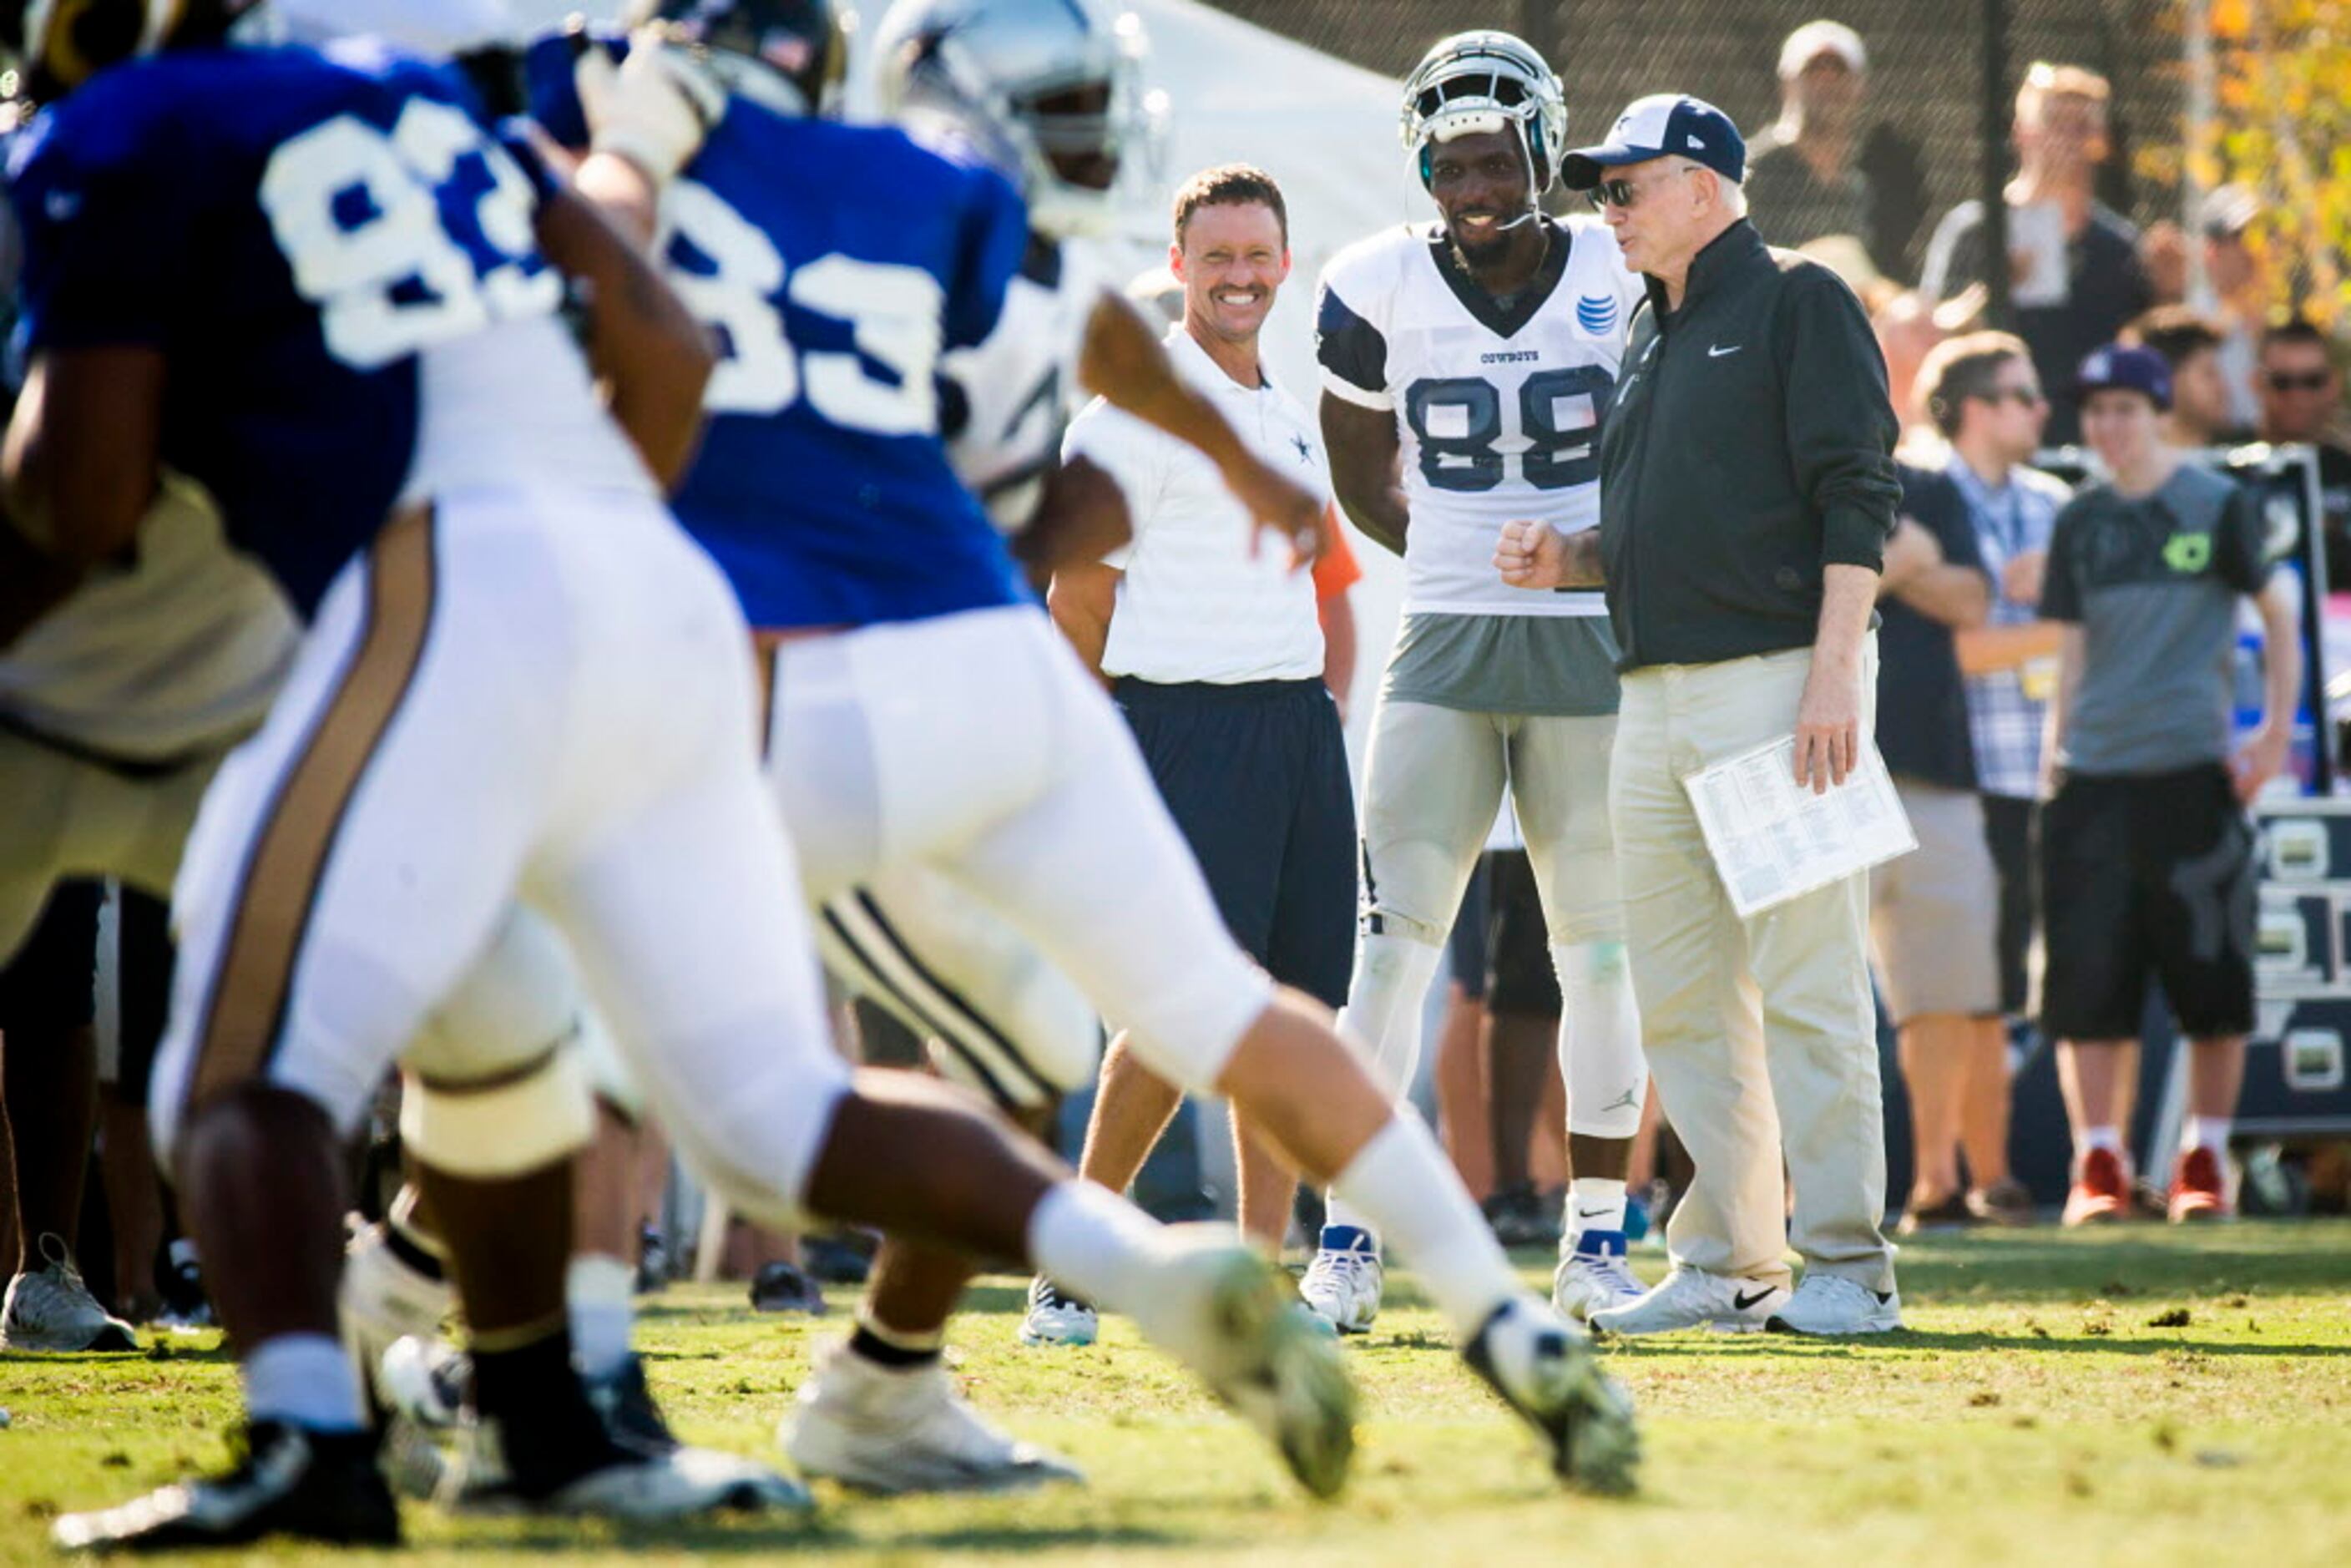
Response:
[2268,371,2333,392]
[1585,166,1701,211]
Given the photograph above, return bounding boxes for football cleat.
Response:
[339,1222,453,1412]
[1018,1277,1099,1348]
[783,1337,1083,1494]
[1588,1268,1787,1337]
[1463,1298,1641,1495]
[584,1353,680,1455]
[1145,1227,1357,1500]
[1,1234,138,1353]
[1765,1275,1904,1336]
[444,1422,810,1518]
[1551,1232,1646,1323]
[1298,1225,1383,1334]
[53,1421,399,1553]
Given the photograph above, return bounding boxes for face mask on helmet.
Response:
[871,0,1162,241]
[629,0,844,119]
[1398,31,1565,203]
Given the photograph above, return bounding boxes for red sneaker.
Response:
[2063,1147,2129,1227]
[2167,1146,2232,1222]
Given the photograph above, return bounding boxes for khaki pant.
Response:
[1610,644,1893,1291]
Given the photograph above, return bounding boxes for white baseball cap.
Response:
[1778,19,1868,78]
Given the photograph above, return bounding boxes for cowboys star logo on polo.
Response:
[1575,293,1620,335]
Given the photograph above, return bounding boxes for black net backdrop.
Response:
[1210,1,2186,287]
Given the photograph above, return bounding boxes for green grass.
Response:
[4,1222,2349,1565]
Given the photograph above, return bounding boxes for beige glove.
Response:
[575,32,727,183]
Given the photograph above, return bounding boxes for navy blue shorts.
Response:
[1114,676,1357,1009]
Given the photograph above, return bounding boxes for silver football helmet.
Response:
[1399,30,1568,199]
[867,0,1161,240]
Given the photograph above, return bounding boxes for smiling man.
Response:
[1307,31,1650,1333]
[1035,165,1357,1304]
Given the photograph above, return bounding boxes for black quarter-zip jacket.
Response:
[1595,220,1900,671]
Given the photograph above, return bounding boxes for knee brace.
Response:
[399,1037,594,1179]
[1555,940,1646,1140]
[398,909,597,1176]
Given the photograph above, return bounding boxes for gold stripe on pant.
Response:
[1609,641,1893,1291]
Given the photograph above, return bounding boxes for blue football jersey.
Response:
[8,42,568,615]
[528,39,1033,630]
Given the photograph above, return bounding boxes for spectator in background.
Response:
[1924,334,2070,1181]
[2125,306,2247,447]
[1745,22,1873,255]
[2141,186,2268,434]
[1921,63,2151,445]
[2255,319,2351,591]
[1866,466,2022,1231]
[2039,345,2298,1227]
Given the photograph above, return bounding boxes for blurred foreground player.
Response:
[6,3,1364,1545]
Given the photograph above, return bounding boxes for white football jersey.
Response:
[1316,216,1641,617]
[938,235,1115,533]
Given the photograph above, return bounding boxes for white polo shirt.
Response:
[1064,326,1331,685]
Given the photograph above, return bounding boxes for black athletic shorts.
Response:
[1115,676,1356,1010]
[1447,855,1489,1001]
[0,880,100,1036]
[1483,849,1561,1019]
[2039,765,2255,1041]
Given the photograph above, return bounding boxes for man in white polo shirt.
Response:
[1023,165,1354,1346]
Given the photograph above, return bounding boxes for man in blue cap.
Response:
[1494,94,1906,1336]
[2037,344,2298,1229]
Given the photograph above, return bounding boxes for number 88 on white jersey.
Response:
[1315,217,1641,619]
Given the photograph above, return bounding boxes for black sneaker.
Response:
[748,1261,827,1315]
[53,1421,399,1553]
[1481,1184,1559,1248]
[584,1353,679,1455]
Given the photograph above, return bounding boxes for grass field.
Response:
[3,1221,2348,1565]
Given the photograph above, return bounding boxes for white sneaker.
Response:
[0,1234,137,1353]
[1765,1274,1903,1336]
[1552,1247,1646,1323]
[1464,1298,1641,1495]
[1587,1268,1787,1337]
[1140,1225,1357,1500]
[378,1335,470,1429]
[1018,1277,1098,1348]
[1298,1225,1382,1335]
[339,1222,453,1409]
[783,1338,1082,1494]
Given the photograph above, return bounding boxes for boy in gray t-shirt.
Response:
[2037,345,2300,1228]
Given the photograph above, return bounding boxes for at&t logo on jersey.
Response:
[1575,292,1620,336]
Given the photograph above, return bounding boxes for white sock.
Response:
[565,1253,637,1381]
[2081,1125,2122,1156]
[1026,1179,1164,1314]
[1323,933,1446,1247]
[1567,1177,1628,1240]
[242,1333,366,1433]
[1330,1115,1522,1338]
[2186,1115,2232,1153]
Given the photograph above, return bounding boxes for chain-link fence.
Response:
[1216,1,2185,291]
